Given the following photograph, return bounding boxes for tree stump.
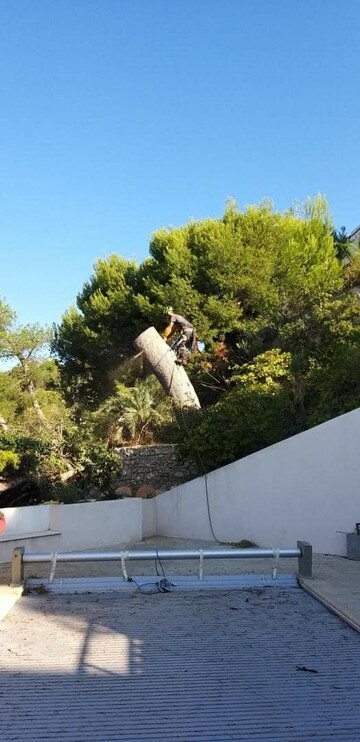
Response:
[134,327,201,409]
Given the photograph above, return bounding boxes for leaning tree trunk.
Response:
[26,379,52,433]
[0,416,8,433]
[134,327,201,409]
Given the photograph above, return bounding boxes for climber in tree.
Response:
[162,307,197,366]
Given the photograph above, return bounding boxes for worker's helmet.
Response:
[165,306,173,315]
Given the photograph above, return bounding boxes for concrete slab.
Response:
[301,554,360,632]
[0,584,23,623]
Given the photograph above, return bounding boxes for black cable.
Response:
[128,577,175,594]
[176,403,223,544]
[151,343,174,373]
[128,577,162,594]
[155,549,166,578]
[137,333,222,544]
[128,553,175,594]
[168,364,175,395]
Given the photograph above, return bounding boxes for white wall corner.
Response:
[49,502,62,532]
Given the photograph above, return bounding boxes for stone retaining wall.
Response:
[113,444,198,498]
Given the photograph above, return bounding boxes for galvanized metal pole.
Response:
[22,547,301,563]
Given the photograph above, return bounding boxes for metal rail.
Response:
[21,548,301,563]
[11,541,312,585]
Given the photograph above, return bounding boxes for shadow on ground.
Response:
[1,587,360,741]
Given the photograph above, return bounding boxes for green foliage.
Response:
[2,197,359,495]
[0,433,52,480]
[0,298,16,331]
[332,227,353,262]
[304,344,360,427]
[0,371,19,428]
[177,350,300,471]
[278,295,360,372]
[0,449,20,475]
[63,425,122,497]
[0,432,51,455]
[232,349,294,387]
[0,300,67,441]
[291,193,334,231]
[0,427,121,503]
[298,296,360,425]
[0,298,52,363]
[54,197,342,407]
[185,349,230,407]
[0,324,52,362]
[53,256,145,406]
[344,250,360,288]
[92,375,175,445]
[48,485,86,505]
[0,360,69,440]
[178,294,360,472]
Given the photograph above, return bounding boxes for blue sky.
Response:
[1,0,360,327]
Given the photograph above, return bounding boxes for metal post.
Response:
[11,546,25,586]
[297,540,312,578]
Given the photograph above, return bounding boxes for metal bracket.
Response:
[120,551,129,581]
[297,540,312,578]
[199,549,204,581]
[49,552,58,583]
[11,546,25,586]
[272,547,280,579]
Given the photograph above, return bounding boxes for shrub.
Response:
[0,433,51,475]
[177,351,301,472]
[0,449,20,475]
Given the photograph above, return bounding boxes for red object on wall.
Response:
[0,512,6,534]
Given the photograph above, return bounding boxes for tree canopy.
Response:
[53,198,343,407]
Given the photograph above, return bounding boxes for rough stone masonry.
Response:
[113,443,198,499]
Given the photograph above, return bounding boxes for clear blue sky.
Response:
[1,0,359,327]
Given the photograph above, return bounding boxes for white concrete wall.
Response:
[0,498,143,563]
[154,408,360,556]
[142,499,156,539]
[0,505,51,537]
[0,533,61,564]
[56,499,142,551]
[0,503,56,563]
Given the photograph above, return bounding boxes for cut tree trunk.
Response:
[134,327,201,409]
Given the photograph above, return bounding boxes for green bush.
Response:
[177,351,301,472]
[64,427,122,497]
[45,485,87,504]
[0,433,51,475]
[0,449,20,475]
[178,329,360,474]
[178,384,301,473]
[304,344,360,427]
[344,251,360,288]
